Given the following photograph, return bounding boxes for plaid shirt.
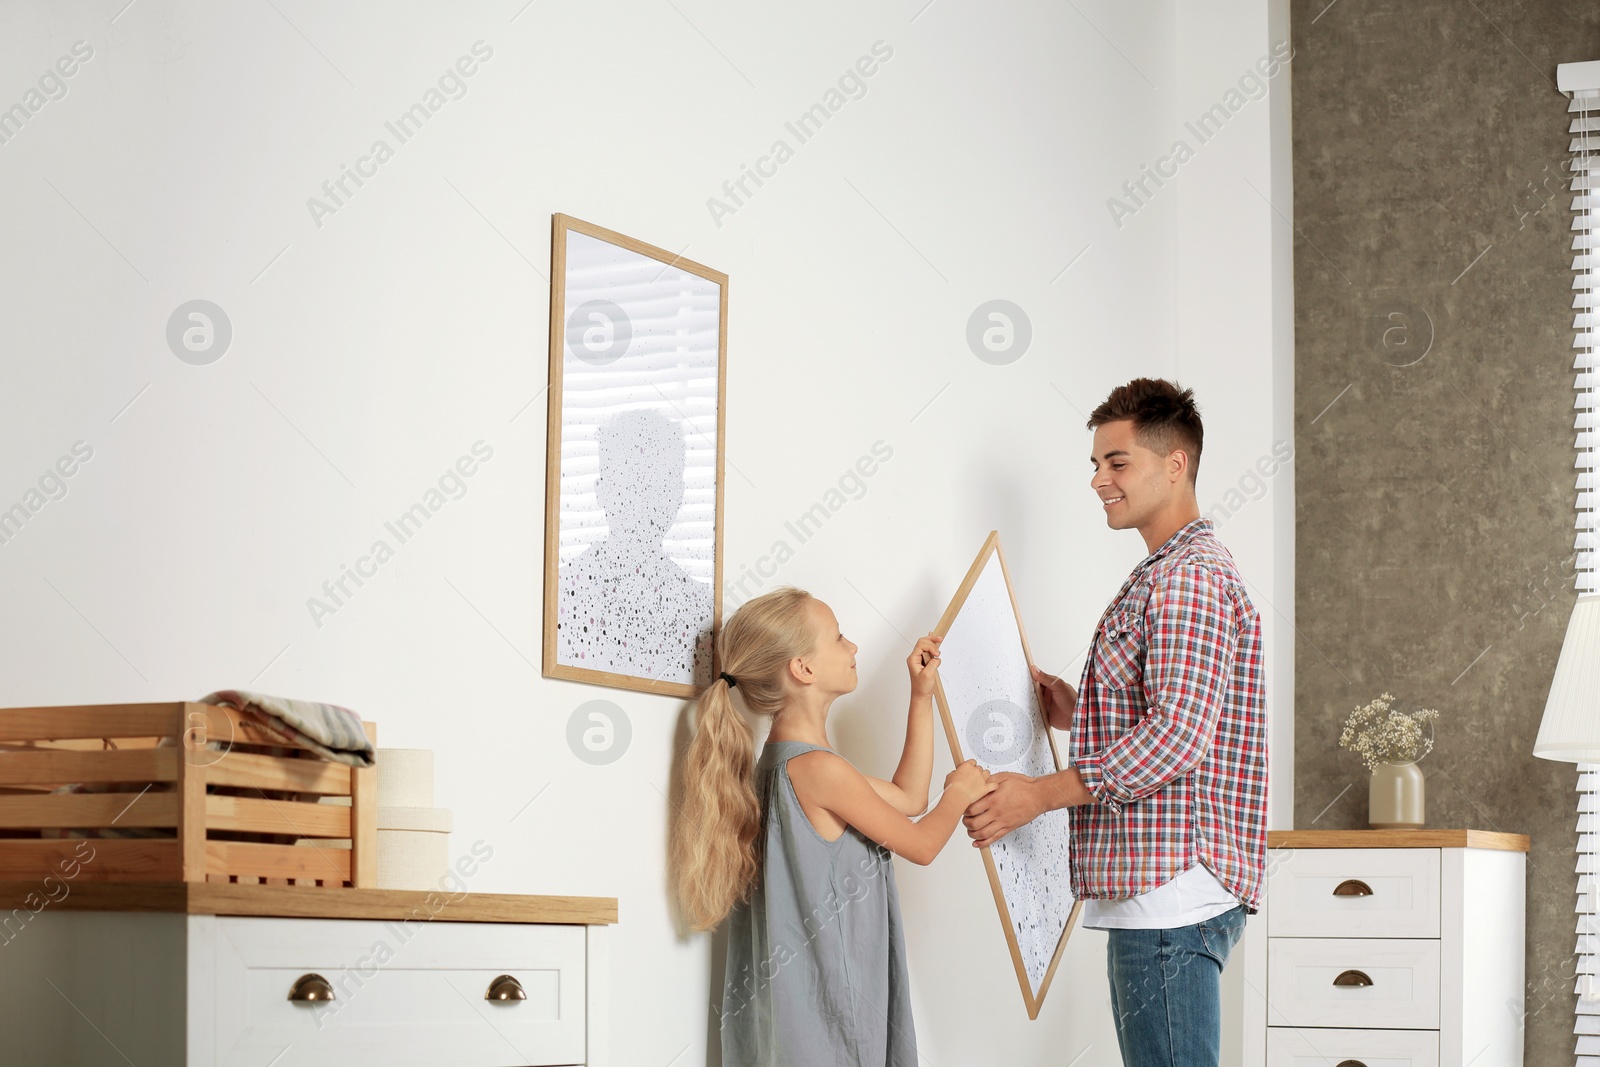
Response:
[1068,517,1267,910]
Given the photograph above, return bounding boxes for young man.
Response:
[963,378,1267,1067]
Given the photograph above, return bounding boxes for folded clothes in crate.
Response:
[199,689,375,769]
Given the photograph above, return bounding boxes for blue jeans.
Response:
[1105,905,1247,1067]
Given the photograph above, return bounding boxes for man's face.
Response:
[1089,419,1179,531]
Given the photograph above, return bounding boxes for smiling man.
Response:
[963,378,1267,1067]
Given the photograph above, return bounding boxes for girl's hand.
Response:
[944,759,992,806]
[907,634,942,698]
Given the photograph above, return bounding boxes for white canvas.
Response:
[937,545,1075,1004]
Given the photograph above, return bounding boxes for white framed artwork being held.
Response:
[542,214,727,699]
[931,531,1080,1019]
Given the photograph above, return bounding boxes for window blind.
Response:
[1565,60,1600,1067]
[1580,766,1600,1064]
[1572,84,1599,592]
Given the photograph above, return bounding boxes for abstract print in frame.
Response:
[931,531,1080,1018]
[543,214,727,698]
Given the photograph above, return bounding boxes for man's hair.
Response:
[1086,378,1204,484]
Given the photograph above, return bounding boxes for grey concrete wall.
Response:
[1290,1,1599,1061]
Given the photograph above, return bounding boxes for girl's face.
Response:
[802,599,859,697]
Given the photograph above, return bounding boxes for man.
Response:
[963,378,1267,1067]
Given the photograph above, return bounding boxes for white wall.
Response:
[0,1,1289,1063]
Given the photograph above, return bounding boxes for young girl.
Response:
[672,586,991,1065]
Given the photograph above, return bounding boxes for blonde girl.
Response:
[672,587,991,1065]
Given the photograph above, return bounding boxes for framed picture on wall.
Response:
[542,214,728,698]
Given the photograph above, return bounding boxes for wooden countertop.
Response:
[0,881,618,924]
[1267,829,1528,852]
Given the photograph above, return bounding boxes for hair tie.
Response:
[719,671,738,689]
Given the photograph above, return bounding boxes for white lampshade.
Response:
[1535,594,1600,762]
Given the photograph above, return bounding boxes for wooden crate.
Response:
[0,703,376,888]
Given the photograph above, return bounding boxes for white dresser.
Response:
[0,881,616,1066]
[1243,829,1528,1067]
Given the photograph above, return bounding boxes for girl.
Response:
[672,586,991,1065]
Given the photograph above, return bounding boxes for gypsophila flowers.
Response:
[1339,692,1440,773]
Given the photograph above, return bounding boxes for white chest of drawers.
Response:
[0,881,616,1067]
[1243,830,1528,1067]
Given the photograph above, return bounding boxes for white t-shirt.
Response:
[1081,862,1239,930]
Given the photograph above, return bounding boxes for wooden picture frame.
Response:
[542,214,728,698]
[931,531,1081,1019]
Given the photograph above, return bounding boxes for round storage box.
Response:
[376,805,453,891]
[376,748,437,808]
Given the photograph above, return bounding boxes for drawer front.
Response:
[1267,847,1439,938]
[205,916,586,1067]
[1267,1027,1439,1067]
[1266,937,1440,1030]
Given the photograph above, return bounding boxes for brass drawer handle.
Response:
[1335,1061,1370,1067]
[1333,969,1374,988]
[288,973,335,1002]
[485,974,527,1002]
[1333,879,1373,897]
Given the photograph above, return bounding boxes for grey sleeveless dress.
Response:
[719,740,918,1066]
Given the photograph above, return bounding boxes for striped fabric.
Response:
[1068,518,1268,910]
[199,689,375,768]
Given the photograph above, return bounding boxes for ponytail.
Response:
[674,678,758,931]
[670,587,816,930]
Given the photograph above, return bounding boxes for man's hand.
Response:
[1033,665,1077,731]
[962,772,1045,849]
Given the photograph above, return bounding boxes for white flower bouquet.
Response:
[1338,692,1440,773]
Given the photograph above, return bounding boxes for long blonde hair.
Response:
[671,586,816,931]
